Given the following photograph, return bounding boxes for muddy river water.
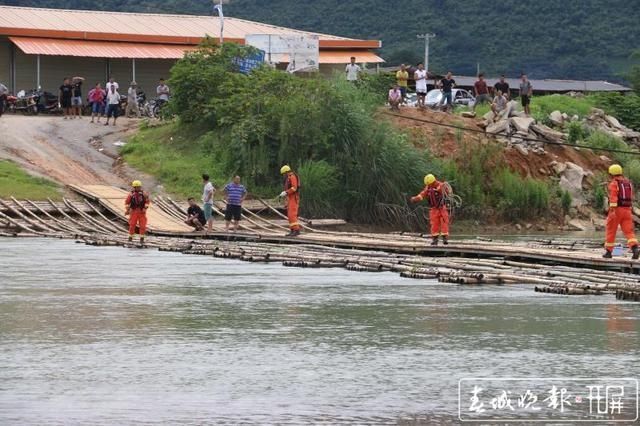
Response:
[1,238,639,424]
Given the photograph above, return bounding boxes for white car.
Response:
[426,88,475,107]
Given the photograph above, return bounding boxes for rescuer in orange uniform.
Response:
[279,165,301,237]
[125,180,150,244]
[603,164,639,259]
[411,174,451,246]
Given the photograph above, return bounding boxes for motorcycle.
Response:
[35,89,61,114]
[11,89,39,115]
[144,97,168,118]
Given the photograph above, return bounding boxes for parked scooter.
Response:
[35,89,61,114]
[11,89,39,115]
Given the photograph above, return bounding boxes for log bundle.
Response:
[2,196,640,302]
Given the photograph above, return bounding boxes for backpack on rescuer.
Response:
[284,172,302,194]
[129,191,147,209]
[618,179,633,207]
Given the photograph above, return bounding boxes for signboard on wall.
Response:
[245,34,319,73]
[234,50,265,74]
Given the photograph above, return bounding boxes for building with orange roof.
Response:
[0,5,383,94]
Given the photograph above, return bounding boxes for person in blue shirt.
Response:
[223,175,247,232]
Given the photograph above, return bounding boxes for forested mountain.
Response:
[3,0,639,81]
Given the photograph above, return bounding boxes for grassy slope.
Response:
[120,123,225,199]
[0,160,62,200]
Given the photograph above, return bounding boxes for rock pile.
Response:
[584,108,640,146]
[480,101,562,155]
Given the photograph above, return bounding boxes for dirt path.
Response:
[0,115,158,191]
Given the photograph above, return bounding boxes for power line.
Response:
[383,111,640,157]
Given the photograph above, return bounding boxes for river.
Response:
[1,238,639,424]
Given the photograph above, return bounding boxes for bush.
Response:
[560,190,572,214]
[583,130,636,165]
[592,180,607,211]
[566,121,588,145]
[494,170,550,221]
[592,93,640,131]
[298,160,340,218]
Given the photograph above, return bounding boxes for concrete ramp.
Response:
[69,184,193,233]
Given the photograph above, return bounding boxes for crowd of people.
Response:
[380,62,535,116]
[0,76,171,124]
[60,76,171,125]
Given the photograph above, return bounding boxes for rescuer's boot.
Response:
[140,237,145,245]
[632,245,640,260]
[128,236,133,242]
[430,236,439,246]
[602,250,612,259]
[442,236,449,246]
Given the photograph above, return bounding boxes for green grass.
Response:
[0,160,62,200]
[530,94,595,123]
[120,122,229,199]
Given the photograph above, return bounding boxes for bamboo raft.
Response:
[2,184,640,302]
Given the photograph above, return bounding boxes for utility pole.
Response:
[417,33,436,74]
[212,0,227,45]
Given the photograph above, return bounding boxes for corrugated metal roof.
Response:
[452,75,631,93]
[9,37,385,64]
[9,37,194,59]
[319,50,384,64]
[0,5,381,49]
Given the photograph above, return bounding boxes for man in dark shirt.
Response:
[473,73,491,112]
[438,71,456,112]
[494,75,510,99]
[71,76,85,119]
[59,77,73,119]
[185,197,206,231]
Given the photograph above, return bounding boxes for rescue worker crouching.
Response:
[279,165,301,237]
[125,180,150,244]
[603,164,639,259]
[410,174,451,246]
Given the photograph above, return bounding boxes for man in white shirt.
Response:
[105,76,119,93]
[345,57,361,82]
[202,173,216,233]
[104,85,121,126]
[414,62,428,109]
[157,78,170,102]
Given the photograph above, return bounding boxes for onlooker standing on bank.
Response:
[438,71,456,112]
[396,64,409,103]
[59,77,73,119]
[105,76,119,93]
[104,85,121,126]
[71,76,85,118]
[345,57,361,82]
[494,75,510,100]
[223,175,247,232]
[472,73,491,112]
[126,81,141,118]
[202,173,216,233]
[519,73,533,116]
[414,63,428,109]
[88,83,105,124]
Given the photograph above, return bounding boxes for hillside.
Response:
[3,0,639,81]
